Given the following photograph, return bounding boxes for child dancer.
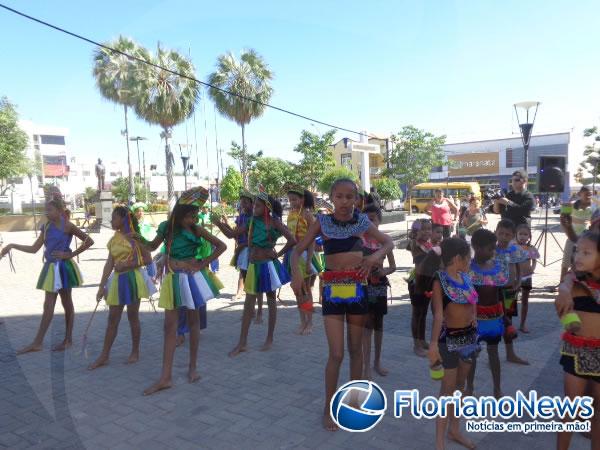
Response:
[425,238,478,450]
[285,187,316,335]
[516,224,538,333]
[89,206,155,369]
[556,231,600,449]
[212,191,264,322]
[466,229,509,398]
[407,219,433,356]
[142,187,226,395]
[362,204,396,378]
[229,193,296,356]
[495,219,529,365]
[0,196,93,353]
[290,178,393,431]
[431,224,444,247]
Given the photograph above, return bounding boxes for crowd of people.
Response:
[0,172,599,449]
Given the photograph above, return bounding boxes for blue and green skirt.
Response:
[105,268,157,306]
[159,269,223,310]
[36,260,83,293]
[245,259,290,294]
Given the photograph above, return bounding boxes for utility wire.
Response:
[0,2,376,139]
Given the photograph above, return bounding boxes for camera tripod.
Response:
[532,195,563,267]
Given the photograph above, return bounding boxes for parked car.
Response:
[383,199,403,212]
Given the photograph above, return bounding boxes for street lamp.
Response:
[179,144,193,191]
[129,136,147,184]
[513,101,540,172]
[120,128,135,204]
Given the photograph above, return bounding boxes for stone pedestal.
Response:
[95,191,113,229]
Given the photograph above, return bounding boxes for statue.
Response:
[95,158,106,191]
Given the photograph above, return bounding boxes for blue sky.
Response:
[1,0,599,181]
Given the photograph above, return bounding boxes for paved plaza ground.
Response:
[0,211,590,449]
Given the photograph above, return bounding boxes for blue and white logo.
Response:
[330,380,387,432]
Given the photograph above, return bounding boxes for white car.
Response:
[383,199,403,212]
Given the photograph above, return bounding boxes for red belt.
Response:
[562,332,600,348]
[477,303,504,315]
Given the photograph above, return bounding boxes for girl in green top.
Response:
[142,188,227,396]
[229,193,296,357]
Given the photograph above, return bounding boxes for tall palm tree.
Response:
[93,36,148,203]
[134,44,199,209]
[207,49,273,187]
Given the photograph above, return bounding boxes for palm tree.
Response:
[207,49,273,187]
[134,44,199,209]
[92,36,148,204]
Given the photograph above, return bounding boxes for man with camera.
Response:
[492,170,535,226]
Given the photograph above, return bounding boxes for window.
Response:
[33,135,39,143]
[109,172,118,177]
[70,170,78,176]
[40,135,66,145]
[412,189,433,198]
[341,153,352,169]
[82,170,91,176]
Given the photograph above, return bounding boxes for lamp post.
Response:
[129,136,147,185]
[120,128,135,205]
[514,101,540,172]
[179,144,193,191]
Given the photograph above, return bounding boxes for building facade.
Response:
[331,136,390,186]
[432,132,571,198]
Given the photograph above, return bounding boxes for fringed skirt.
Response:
[159,269,223,310]
[105,268,157,306]
[36,260,83,293]
[283,250,316,279]
[229,247,250,271]
[245,259,290,294]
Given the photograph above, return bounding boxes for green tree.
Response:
[111,177,155,204]
[249,157,295,197]
[0,97,28,194]
[220,166,244,204]
[318,167,358,194]
[208,49,274,187]
[372,177,402,202]
[293,129,336,192]
[228,141,263,175]
[93,36,149,203]
[135,44,199,209]
[579,127,600,188]
[385,125,446,212]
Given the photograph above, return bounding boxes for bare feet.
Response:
[176,335,185,347]
[507,355,530,365]
[260,340,273,352]
[88,355,109,370]
[363,366,373,380]
[295,324,305,335]
[302,323,313,335]
[254,315,263,325]
[494,389,503,399]
[519,325,530,333]
[16,343,43,355]
[228,344,247,357]
[374,364,389,376]
[448,429,476,449]
[322,414,338,432]
[188,368,201,384]
[464,386,474,397]
[126,352,139,364]
[233,291,244,301]
[143,379,173,396]
[52,339,72,352]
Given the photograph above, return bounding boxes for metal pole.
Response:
[29,174,37,237]
[143,147,147,203]
[136,139,141,183]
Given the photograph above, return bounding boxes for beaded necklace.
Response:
[469,259,509,287]
[319,211,370,239]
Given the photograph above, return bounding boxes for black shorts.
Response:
[560,354,600,383]
[368,296,388,315]
[408,281,431,307]
[521,278,532,291]
[438,327,479,369]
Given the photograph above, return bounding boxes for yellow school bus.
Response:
[405,182,481,213]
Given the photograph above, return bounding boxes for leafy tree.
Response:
[220,166,244,204]
[293,129,336,191]
[228,141,263,175]
[318,167,358,195]
[134,44,199,209]
[208,49,274,187]
[0,97,28,194]
[249,157,295,197]
[93,36,149,203]
[385,125,446,211]
[579,127,600,187]
[372,177,403,202]
[112,177,155,204]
